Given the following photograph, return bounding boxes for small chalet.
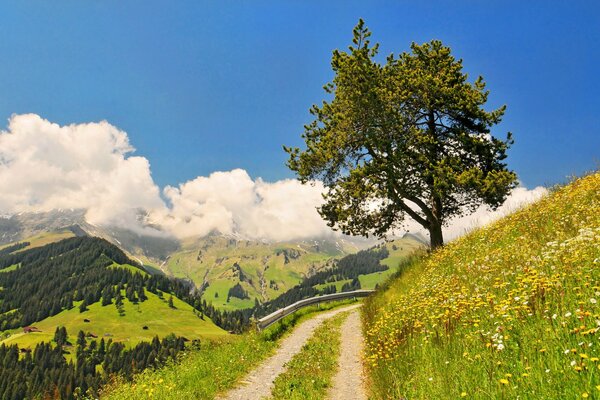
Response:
[23,326,40,333]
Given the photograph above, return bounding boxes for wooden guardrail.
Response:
[256,289,374,330]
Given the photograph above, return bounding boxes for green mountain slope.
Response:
[0,237,226,350]
[313,237,426,291]
[364,172,600,399]
[1,289,225,350]
[164,235,371,310]
[0,228,77,253]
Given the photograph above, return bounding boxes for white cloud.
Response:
[442,186,548,240]
[0,114,166,233]
[395,185,548,241]
[0,113,548,244]
[157,169,330,241]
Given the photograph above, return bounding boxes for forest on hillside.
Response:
[0,237,250,399]
[255,246,390,316]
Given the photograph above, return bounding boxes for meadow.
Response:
[363,172,600,399]
[102,299,356,399]
[1,289,226,349]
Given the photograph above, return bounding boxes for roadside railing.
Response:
[256,289,374,330]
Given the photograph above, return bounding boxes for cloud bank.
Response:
[158,169,330,241]
[0,114,165,231]
[0,114,547,242]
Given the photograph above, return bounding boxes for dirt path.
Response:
[327,310,367,400]
[219,303,362,400]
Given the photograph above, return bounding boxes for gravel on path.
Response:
[218,303,362,400]
[327,310,367,400]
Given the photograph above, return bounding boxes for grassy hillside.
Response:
[164,235,368,310]
[0,238,227,350]
[356,238,425,289]
[364,172,600,399]
[0,229,76,252]
[1,289,226,350]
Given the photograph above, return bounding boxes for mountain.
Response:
[162,234,377,310]
[0,209,427,312]
[0,209,180,261]
[0,209,86,245]
[0,236,226,347]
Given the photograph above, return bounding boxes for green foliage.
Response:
[227,282,249,302]
[363,172,600,399]
[285,19,517,248]
[270,311,348,399]
[0,329,188,399]
[53,326,67,347]
[0,237,140,329]
[256,238,423,317]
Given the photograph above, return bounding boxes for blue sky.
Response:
[0,1,598,189]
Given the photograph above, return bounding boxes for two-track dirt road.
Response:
[219,303,367,400]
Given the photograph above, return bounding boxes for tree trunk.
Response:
[428,220,444,250]
[429,195,444,249]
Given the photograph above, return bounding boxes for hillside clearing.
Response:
[1,290,226,349]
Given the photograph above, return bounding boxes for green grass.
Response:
[313,279,352,292]
[102,300,357,400]
[363,172,600,399]
[108,263,149,276]
[202,279,256,311]
[0,229,76,252]
[0,264,19,273]
[1,290,226,349]
[270,311,348,400]
[358,269,395,289]
[102,333,273,400]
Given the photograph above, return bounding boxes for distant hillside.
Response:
[0,209,426,314]
[0,236,228,399]
[256,237,425,316]
[363,172,600,399]
[163,234,375,310]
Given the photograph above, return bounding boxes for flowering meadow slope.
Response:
[364,172,600,399]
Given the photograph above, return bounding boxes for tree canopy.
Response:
[285,19,517,248]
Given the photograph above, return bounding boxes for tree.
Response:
[284,20,517,248]
[54,326,67,347]
[101,286,112,306]
[77,330,86,353]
